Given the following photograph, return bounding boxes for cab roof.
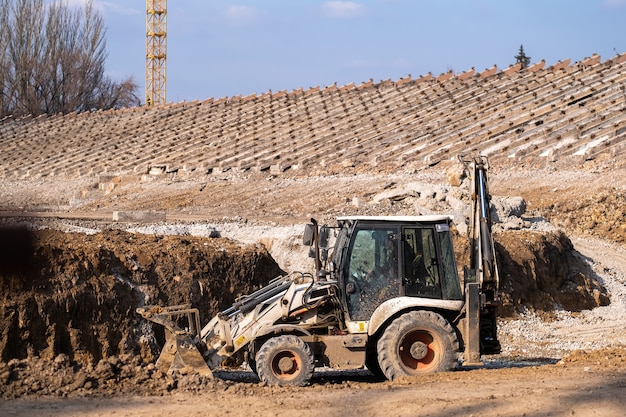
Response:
[336,215,453,223]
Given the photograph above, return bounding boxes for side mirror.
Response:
[303,223,315,246]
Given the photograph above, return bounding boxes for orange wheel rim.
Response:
[399,330,441,373]
[271,350,302,381]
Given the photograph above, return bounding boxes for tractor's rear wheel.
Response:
[377,310,458,380]
[256,335,314,386]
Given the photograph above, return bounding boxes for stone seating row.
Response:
[0,54,625,179]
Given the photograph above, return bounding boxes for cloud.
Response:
[223,5,264,26]
[322,1,365,19]
[603,0,626,7]
[100,1,141,16]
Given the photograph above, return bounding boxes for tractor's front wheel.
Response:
[256,335,314,386]
[377,310,458,380]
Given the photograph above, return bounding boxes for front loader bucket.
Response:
[136,305,213,378]
[157,332,213,378]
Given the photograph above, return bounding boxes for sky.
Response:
[77,0,626,103]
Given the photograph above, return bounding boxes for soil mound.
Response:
[493,230,610,316]
[451,229,609,317]
[0,229,283,368]
[0,353,237,399]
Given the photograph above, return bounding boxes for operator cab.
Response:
[330,216,463,322]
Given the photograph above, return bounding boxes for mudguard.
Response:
[366,297,464,336]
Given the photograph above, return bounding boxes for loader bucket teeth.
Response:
[156,333,213,378]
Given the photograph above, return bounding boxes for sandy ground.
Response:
[1,359,625,417]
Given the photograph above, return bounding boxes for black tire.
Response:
[365,350,385,380]
[377,310,459,380]
[256,335,314,386]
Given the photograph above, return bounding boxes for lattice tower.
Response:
[146,0,166,106]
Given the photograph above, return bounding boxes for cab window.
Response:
[345,226,400,320]
[402,227,442,299]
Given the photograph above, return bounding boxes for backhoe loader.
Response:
[137,155,501,385]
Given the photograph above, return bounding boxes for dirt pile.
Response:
[0,229,284,369]
[449,229,610,317]
[0,353,232,399]
[493,230,610,315]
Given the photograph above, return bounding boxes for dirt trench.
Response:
[0,228,284,369]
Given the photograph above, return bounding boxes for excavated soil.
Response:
[0,229,283,366]
[0,164,626,416]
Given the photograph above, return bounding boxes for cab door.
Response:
[344,224,400,321]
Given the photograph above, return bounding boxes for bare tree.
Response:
[0,0,139,118]
[0,0,44,116]
[0,0,13,115]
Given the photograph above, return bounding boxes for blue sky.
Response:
[82,0,626,103]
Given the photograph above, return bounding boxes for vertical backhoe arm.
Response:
[459,155,501,365]
[462,154,499,290]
